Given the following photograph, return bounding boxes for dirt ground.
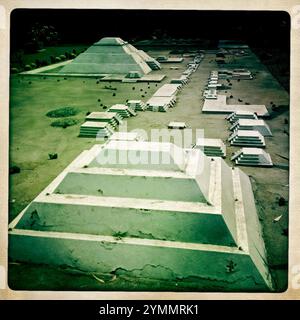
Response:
[8,47,289,291]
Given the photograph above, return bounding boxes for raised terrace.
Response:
[202,94,269,116]
[9,141,273,291]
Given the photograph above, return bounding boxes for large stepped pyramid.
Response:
[59,37,160,75]
[9,141,273,291]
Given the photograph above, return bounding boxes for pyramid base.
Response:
[9,229,270,292]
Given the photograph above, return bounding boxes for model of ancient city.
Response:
[9,27,289,292]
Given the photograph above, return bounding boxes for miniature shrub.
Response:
[48,153,58,160]
[9,165,21,174]
[41,60,48,66]
[46,106,79,118]
[35,59,41,67]
[51,118,79,128]
[104,85,116,90]
[278,197,287,206]
[113,231,128,239]
[11,67,19,74]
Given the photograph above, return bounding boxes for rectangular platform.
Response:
[202,95,269,117]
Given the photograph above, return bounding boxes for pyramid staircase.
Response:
[228,130,266,147]
[145,59,161,70]
[108,104,137,118]
[226,111,258,123]
[194,138,226,157]
[146,96,176,112]
[231,148,273,167]
[137,50,161,70]
[79,121,115,138]
[85,112,123,129]
[126,100,147,111]
[122,71,142,82]
[230,119,272,136]
[170,75,189,85]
